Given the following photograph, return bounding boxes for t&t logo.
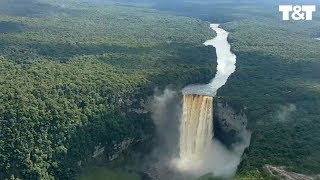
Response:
[279,5,316,20]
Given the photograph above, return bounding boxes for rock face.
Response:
[91,96,149,161]
[266,165,316,180]
[92,138,136,161]
[93,145,105,158]
[108,138,135,161]
[216,102,247,132]
[214,102,248,148]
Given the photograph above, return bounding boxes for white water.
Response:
[176,93,241,178]
[182,24,236,97]
[179,95,213,161]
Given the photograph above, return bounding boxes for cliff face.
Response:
[214,102,248,148]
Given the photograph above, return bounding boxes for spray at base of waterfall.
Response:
[149,89,250,179]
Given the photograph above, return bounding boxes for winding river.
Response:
[182,24,236,96]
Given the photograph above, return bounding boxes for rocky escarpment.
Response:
[214,102,248,148]
[266,165,320,180]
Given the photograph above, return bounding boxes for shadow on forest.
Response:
[0,38,217,67]
[217,50,320,129]
[0,22,25,33]
[148,0,277,23]
[222,53,320,175]
[31,42,215,62]
[0,0,80,17]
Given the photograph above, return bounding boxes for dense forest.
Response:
[1,0,320,179]
[222,19,320,178]
[0,0,217,179]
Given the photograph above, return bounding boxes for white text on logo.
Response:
[279,5,316,20]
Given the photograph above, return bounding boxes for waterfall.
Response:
[172,24,246,178]
[179,23,236,163]
[179,94,213,161]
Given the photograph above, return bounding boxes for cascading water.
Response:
[175,94,216,175]
[179,95,213,161]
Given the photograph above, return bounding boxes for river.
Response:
[182,24,237,96]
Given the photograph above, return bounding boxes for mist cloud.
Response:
[277,104,296,122]
[149,89,251,179]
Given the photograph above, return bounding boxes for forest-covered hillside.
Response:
[221,19,320,178]
[1,0,320,179]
